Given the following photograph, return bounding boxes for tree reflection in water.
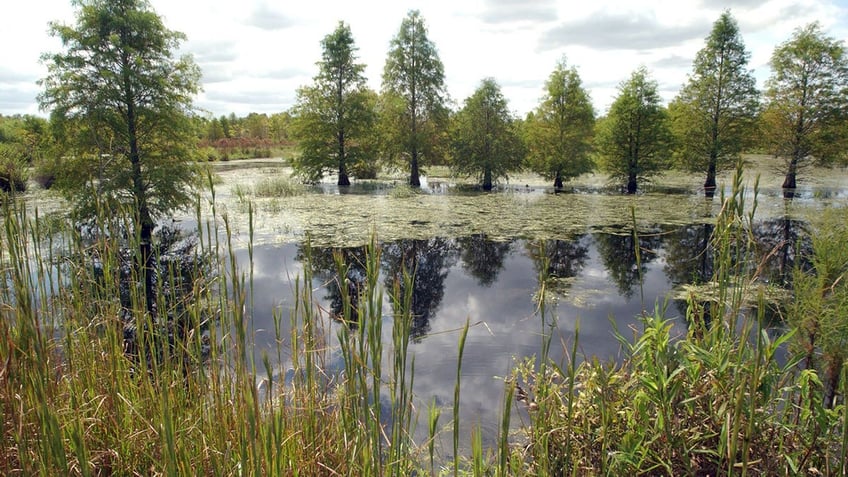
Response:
[664,223,715,321]
[457,234,512,287]
[382,238,459,340]
[298,245,369,323]
[594,227,665,299]
[527,236,590,295]
[752,216,811,287]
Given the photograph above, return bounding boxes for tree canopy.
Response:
[761,22,848,191]
[525,58,595,189]
[292,22,376,185]
[40,0,200,224]
[39,0,201,311]
[595,67,672,194]
[450,78,525,190]
[670,11,759,196]
[381,10,449,187]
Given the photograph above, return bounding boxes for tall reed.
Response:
[3,160,846,475]
[508,162,846,475]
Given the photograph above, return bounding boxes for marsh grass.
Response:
[0,186,412,475]
[1,160,846,475]
[508,162,848,475]
[388,183,418,199]
[254,176,303,198]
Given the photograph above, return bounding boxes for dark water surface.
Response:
[169,159,842,454]
[234,219,803,451]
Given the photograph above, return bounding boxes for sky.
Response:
[2,0,847,119]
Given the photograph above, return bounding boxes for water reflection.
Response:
[457,234,512,287]
[594,227,665,299]
[298,245,369,322]
[235,225,805,454]
[527,237,590,294]
[664,223,715,322]
[382,238,459,340]
[752,216,811,287]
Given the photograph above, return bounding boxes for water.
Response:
[25,157,837,454]
[229,221,804,451]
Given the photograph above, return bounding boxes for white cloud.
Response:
[1,0,846,117]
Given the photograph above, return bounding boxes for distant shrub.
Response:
[254,176,302,197]
[199,146,220,162]
[0,143,28,192]
[389,183,416,198]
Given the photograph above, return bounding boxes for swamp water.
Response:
[27,157,846,456]
[171,158,846,454]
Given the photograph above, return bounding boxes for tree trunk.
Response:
[483,167,493,191]
[782,158,798,190]
[824,358,840,409]
[626,173,637,194]
[704,161,717,198]
[126,102,156,316]
[140,220,156,316]
[554,170,563,190]
[121,39,156,318]
[410,151,421,187]
[338,126,350,186]
[338,171,350,186]
[338,159,350,186]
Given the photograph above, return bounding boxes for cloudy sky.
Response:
[2,0,846,118]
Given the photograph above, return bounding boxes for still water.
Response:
[231,222,800,451]
[176,159,838,453]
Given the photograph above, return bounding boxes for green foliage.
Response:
[450,78,525,190]
[39,0,201,228]
[0,143,28,192]
[292,22,377,185]
[595,67,672,193]
[253,176,303,198]
[788,208,848,408]
[525,58,595,189]
[382,10,449,187]
[762,22,848,188]
[511,170,845,475]
[0,114,55,190]
[670,11,760,192]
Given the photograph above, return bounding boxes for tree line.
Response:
[3,4,843,206]
[288,11,848,196]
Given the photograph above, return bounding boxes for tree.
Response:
[670,11,759,196]
[762,22,848,192]
[450,78,525,190]
[382,10,449,187]
[40,0,200,312]
[595,67,672,194]
[525,59,595,189]
[292,22,375,185]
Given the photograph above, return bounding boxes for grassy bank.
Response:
[1,166,847,475]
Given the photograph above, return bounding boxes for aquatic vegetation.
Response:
[253,176,303,198]
[509,164,848,475]
[2,158,847,475]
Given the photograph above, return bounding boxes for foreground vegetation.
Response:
[1,165,846,475]
[3,0,845,473]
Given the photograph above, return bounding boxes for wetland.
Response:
[176,156,845,448]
